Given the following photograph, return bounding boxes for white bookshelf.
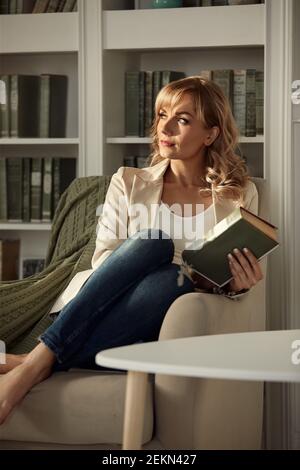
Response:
[0,12,79,53]
[0,11,80,271]
[94,1,265,178]
[103,4,265,49]
[0,223,51,231]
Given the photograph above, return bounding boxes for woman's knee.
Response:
[131,228,174,255]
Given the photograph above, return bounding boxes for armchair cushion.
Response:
[0,370,153,446]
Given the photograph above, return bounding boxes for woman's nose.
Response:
[161,119,174,135]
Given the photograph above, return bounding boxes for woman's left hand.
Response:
[227,248,263,293]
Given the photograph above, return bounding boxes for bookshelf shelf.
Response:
[106,136,264,144]
[103,4,265,50]
[0,223,52,231]
[0,138,79,145]
[0,12,79,54]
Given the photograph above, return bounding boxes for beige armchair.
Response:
[0,178,267,450]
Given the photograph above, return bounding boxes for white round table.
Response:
[96,329,300,450]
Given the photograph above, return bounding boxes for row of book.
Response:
[124,155,150,168]
[134,1,263,8]
[0,74,68,138]
[126,70,185,137]
[0,239,45,280]
[125,69,264,138]
[0,157,76,223]
[0,0,77,14]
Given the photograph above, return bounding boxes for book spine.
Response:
[0,1,9,14]
[42,157,53,221]
[0,158,7,220]
[32,0,50,13]
[123,156,137,167]
[46,0,60,12]
[9,0,17,13]
[144,71,153,137]
[245,69,256,137]
[212,69,234,108]
[10,75,40,137]
[22,157,31,222]
[125,71,140,136]
[0,75,10,137]
[256,70,264,135]
[6,157,23,221]
[152,70,162,110]
[10,75,18,137]
[233,69,246,136]
[30,158,43,222]
[39,75,50,137]
[62,0,75,11]
[139,71,146,137]
[49,75,68,137]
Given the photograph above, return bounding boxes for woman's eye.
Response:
[158,113,189,125]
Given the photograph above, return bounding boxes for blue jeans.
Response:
[40,229,195,372]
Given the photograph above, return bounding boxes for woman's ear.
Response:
[205,126,220,146]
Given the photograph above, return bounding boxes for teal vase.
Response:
[152,0,183,8]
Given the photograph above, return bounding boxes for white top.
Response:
[96,330,300,383]
[152,202,215,265]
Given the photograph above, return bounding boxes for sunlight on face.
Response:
[157,94,211,162]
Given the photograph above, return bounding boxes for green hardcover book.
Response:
[38,74,68,137]
[30,158,43,222]
[125,71,140,136]
[10,74,40,137]
[0,1,9,14]
[52,157,76,214]
[212,69,234,108]
[46,0,60,12]
[42,157,53,221]
[6,157,23,221]
[32,0,50,13]
[62,0,75,11]
[0,158,7,220]
[182,206,279,287]
[144,70,153,137]
[139,71,146,137]
[245,68,256,136]
[0,75,10,137]
[256,70,264,135]
[9,0,17,13]
[161,70,185,87]
[233,69,247,136]
[22,157,31,222]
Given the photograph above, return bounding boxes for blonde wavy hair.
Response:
[148,75,250,203]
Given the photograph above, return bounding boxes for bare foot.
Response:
[0,354,28,375]
[0,361,52,425]
[0,343,56,425]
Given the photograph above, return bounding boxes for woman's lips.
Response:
[160,140,175,147]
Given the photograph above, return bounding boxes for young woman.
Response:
[0,76,263,424]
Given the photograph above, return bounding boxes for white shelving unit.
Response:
[97,1,265,178]
[0,10,80,274]
[0,0,299,450]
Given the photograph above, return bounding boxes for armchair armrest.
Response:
[153,258,267,450]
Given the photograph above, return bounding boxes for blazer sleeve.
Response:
[91,167,128,270]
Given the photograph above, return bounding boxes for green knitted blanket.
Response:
[0,175,111,354]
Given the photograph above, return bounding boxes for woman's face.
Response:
[157,94,214,162]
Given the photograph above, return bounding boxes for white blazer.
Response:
[49,158,258,313]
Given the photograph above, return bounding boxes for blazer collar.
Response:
[130,158,238,224]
